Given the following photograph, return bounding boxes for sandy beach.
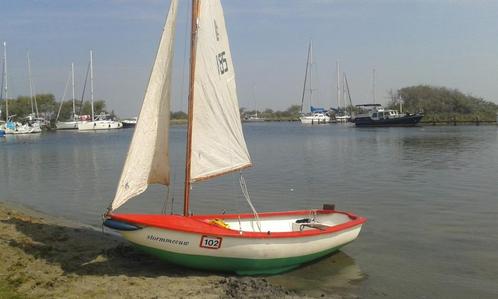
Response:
[0,201,302,299]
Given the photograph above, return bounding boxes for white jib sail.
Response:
[190,0,252,182]
[111,0,178,211]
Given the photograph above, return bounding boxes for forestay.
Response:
[190,0,252,182]
[111,0,178,211]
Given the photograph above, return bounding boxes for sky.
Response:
[1,0,498,117]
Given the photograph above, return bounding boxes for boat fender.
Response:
[209,218,230,229]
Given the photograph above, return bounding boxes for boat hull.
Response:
[4,124,42,134]
[56,121,78,130]
[300,116,331,124]
[121,120,137,128]
[354,114,423,127]
[243,118,265,123]
[105,210,365,275]
[78,120,123,131]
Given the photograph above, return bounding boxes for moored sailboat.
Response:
[299,41,330,124]
[104,0,365,275]
[56,63,80,130]
[78,51,122,131]
[1,42,42,135]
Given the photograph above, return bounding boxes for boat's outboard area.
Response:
[103,219,142,231]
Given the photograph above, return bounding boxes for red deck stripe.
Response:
[109,210,367,239]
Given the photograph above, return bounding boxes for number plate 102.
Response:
[200,236,222,249]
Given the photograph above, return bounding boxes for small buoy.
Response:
[290,188,294,192]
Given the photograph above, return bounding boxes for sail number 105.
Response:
[200,235,222,249]
[216,51,229,75]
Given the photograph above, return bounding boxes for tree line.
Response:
[0,94,108,122]
[172,105,303,121]
[388,85,498,122]
[2,85,497,123]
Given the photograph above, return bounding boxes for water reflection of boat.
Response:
[353,104,423,127]
[269,251,364,297]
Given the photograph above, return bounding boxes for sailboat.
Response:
[103,0,365,275]
[78,50,122,131]
[243,84,265,122]
[56,63,80,130]
[299,41,330,124]
[25,51,48,130]
[335,63,352,123]
[1,42,41,135]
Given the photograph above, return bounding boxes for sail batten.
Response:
[190,0,252,182]
[111,0,178,211]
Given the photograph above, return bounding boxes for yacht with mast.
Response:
[56,63,80,130]
[334,62,352,123]
[1,42,41,134]
[103,0,365,275]
[25,51,49,129]
[78,51,122,131]
[299,41,330,124]
[243,84,265,122]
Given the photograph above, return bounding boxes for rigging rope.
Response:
[239,174,261,232]
[55,70,72,121]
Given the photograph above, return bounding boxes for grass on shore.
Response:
[0,280,23,299]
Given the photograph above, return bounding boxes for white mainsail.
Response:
[190,0,252,182]
[111,0,178,211]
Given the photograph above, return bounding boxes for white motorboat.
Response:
[78,112,123,130]
[300,112,330,124]
[121,117,137,128]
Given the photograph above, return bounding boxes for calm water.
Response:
[1,123,498,298]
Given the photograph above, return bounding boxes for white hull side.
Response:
[78,120,123,131]
[335,116,351,122]
[4,124,42,134]
[300,116,330,124]
[56,121,78,130]
[119,224,362,260]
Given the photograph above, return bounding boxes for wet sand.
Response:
[0,201,298,298]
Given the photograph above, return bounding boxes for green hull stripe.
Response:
[133,243,349,275]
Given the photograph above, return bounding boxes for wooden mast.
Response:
[184,0,200,216]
